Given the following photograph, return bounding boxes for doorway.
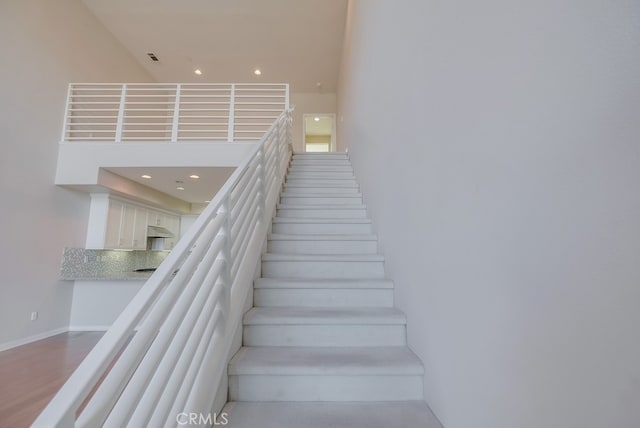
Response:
[303,114,336,152]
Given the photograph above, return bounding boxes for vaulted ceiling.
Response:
[80,0,348,207]
[82,0,348,93]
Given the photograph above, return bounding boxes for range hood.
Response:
[147,225,175,238]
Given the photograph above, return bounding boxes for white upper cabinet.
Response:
[98,197,179,250]
[132,207,148,250]
[162,214,180,250]
[104,199,124,249]
[120,204,136,249]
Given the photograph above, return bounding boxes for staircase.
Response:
[221,153,441,428]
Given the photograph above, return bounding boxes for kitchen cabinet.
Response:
[149,212,168,227]
[104,200,124,249]
[132,208,148,250]
[121,205,149,250]
[162,214,180,250]
[102,198,179,250]
[105,202,142,250]
[120,204,136,248]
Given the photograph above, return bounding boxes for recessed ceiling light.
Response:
[176,186,185,190]
[189,174,200,179]
[314,117,320,122]
[254,69,261,76]
[204,200,211,203]
[141,174,152,179]
[194,69,202,75]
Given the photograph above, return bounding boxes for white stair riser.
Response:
[286,172,356,179]
[277,207,368,219]
[288,166,353,173]
[280,196,363,205]
[286,178,358,186]
[262,260,385,279]
[289,164,352,170]
[229,375,423,402]
[283,186,359,194]
[272,222,372,235]
[220,402,438,428]
[290,160,352,166]
[244,325,406,347]
[268,239,377,254]
[292,154,348,160]
[255,278,395,289]
[254,288,394,307]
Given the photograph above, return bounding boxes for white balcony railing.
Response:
[35,108,293,427]
[61,83,289,142]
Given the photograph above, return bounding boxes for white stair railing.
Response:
[34,109,293,427]
[60,83,289,142]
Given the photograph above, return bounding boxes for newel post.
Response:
[171,84,181,142]
[284,84,289,111]
[60,84,73,142]
[115,84,127,142]
[227,84,235,141]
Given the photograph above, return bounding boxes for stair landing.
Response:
[220,401,442,428]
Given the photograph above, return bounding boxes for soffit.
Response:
[104,166,235,204]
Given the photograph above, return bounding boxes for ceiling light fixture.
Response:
[314,117,320,122]
[141,174,152,179]
[189,174,200,179]
[204,200,211,203]
[194,69,202,75]
[254,69,261,76]
[176,186,185,190]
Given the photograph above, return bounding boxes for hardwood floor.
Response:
[0,332,103,428]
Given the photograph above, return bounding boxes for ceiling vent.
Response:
[147,52,159,62]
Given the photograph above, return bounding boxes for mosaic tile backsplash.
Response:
[60,248,169,279]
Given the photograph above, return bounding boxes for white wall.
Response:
[0,0,153,349]
[69,280,146,331]
[338,1,640,427]
[290,93,337,153]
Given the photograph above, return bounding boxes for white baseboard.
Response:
[0,327,69,352]
[68,325,111,332]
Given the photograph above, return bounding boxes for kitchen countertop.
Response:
[61,271,154,281]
